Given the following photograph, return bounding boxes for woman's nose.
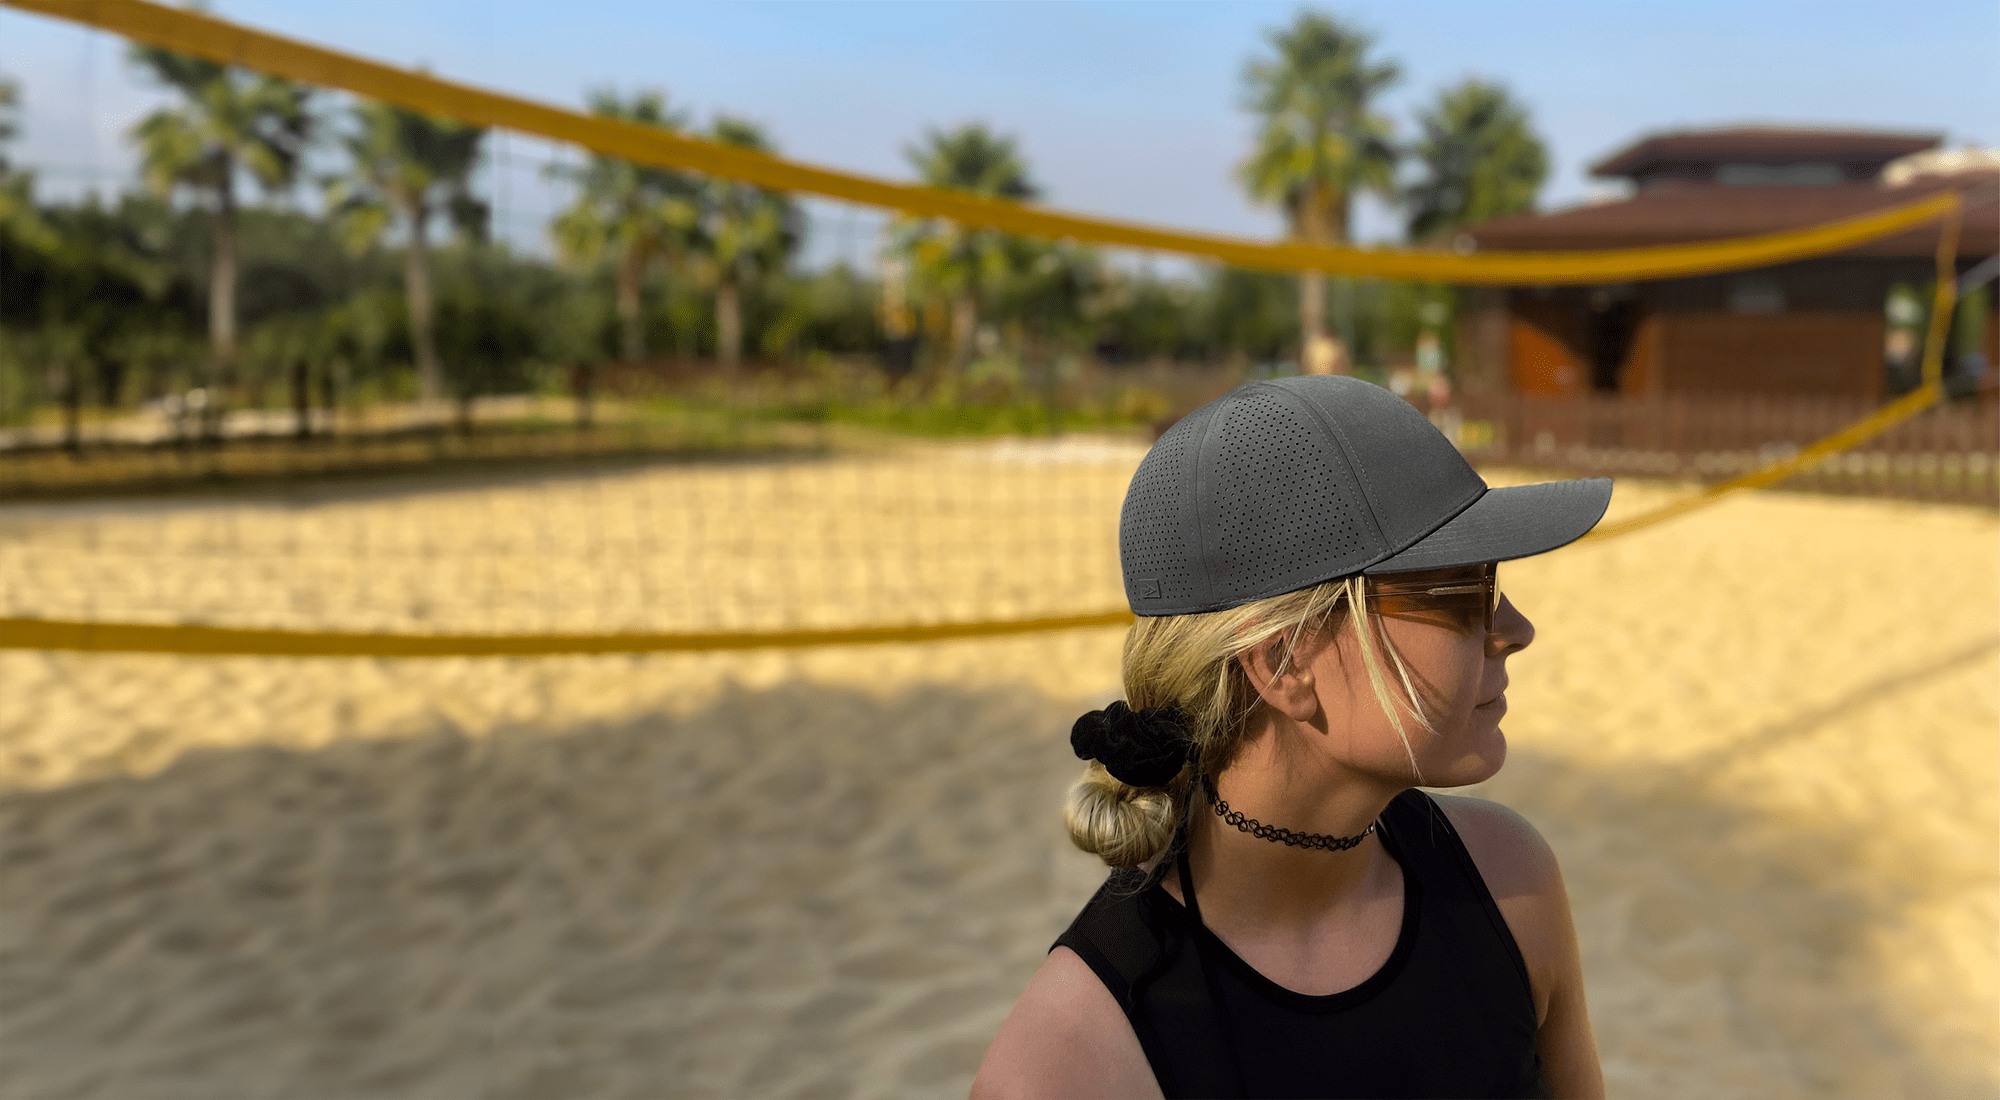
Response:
[1489,592,1534,655]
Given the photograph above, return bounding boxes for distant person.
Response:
[972,376,1609,1099]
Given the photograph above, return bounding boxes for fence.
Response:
[1444,390,1999,505]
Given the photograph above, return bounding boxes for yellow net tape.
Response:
[0,611,1138,657]
[2,0,1959,283]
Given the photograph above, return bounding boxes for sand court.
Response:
[1,441,1994,1098]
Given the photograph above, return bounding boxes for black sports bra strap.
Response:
[1176,846,1250,1099]
[1172,844,1203,922]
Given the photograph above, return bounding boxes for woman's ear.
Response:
[1237,634,1322,723]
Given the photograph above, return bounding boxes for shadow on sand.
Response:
[0,442,841,515]
[0,674,1986,1099]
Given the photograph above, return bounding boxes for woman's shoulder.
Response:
[969,945,1162,1099]
[1426,793,1562,896]
[1426,793,1570,1027]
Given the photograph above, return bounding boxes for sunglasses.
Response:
[1364,563,1501,635]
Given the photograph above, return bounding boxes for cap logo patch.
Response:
[1137,578,1162,599]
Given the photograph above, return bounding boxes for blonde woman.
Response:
[973,377,1609,1099]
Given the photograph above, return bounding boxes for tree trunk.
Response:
[208,175,237,439]
[1295,188,1353,376]
[1034,326,1062,436]
[95,359,125,409]
[58,360,81,454]
[1333,278,1356,374]
[716,276,742,375]
[321,360,341,435]
[617,247,645,363]
[405,204,442,409]
[949,292,978,375]
[1298,270,1330,372]
[570,361,595,429]
[1295,193,1329,374]
[1329,198,1354,376]
[291,358,311,439]
[211,179,238,371]
[1296,196,1328,335]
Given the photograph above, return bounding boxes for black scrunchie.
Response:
[1070,701,1191,788]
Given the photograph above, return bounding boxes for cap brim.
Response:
[1362,478,1613,574]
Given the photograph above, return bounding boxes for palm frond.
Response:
[1237,11,1401,242]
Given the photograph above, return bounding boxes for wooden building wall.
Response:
[1507,297,1588,395]
[1649,313,1884,396]
[1464,258,1945,401]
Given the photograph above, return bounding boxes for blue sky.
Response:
[2,0,1993,267]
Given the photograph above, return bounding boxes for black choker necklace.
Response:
[1202,774,1376,852]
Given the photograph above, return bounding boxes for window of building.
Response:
[1729,277,1786,314]
[1715,163,1845,186]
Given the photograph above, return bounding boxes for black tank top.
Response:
[1054,789,1551,1099]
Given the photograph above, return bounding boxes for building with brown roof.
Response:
[1455,126,1998,400]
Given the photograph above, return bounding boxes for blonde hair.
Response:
[1064,575,1441,867]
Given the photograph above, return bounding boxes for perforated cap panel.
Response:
[1207,392,1376,604]
[1119,404,1209,609]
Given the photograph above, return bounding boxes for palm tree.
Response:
[0,78,14,151]
[548,89,702,363]
[0,77,20,178]
[898,124,1040,374]
[328,101,487,405]
[1405,79,1548,242]
[128,46,312,396]
[1239,12,1399,374]
[700,117,801,372]
[0,79,56,255]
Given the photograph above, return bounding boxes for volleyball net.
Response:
[0,436,1142,653]
[0,0,1989,657]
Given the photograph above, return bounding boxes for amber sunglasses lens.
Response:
[1366,566,1498,634]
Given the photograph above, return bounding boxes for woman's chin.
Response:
[1428,725,1508,788]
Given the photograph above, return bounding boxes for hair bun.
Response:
[1069,701,1190,788]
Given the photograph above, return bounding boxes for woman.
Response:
[972,376,1609,1099]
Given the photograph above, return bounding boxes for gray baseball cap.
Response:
[1120,376,1611,615]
